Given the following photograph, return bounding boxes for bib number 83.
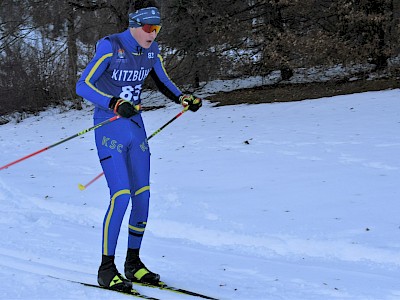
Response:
[119,84,142,102]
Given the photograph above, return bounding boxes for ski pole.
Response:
[0,115,120,171]
[78,107,188,190]
[147,106,188,140]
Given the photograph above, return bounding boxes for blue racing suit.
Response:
[76,29,182,256]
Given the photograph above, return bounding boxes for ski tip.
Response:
[78,183,86,191]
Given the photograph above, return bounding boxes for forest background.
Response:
[1,0,400,117]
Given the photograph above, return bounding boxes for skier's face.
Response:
[130,26,159,49]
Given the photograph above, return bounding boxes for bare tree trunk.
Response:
[67,2,81,109]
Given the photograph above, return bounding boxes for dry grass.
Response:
[207,78,400,106]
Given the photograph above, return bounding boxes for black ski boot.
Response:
[124,248,160,284]
[98,255,132,291]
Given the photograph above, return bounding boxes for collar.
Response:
[121,29,144,55]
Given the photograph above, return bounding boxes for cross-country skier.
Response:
[76,0,202,291]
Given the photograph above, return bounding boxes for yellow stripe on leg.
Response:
[128,223,146,232]
[103,189,130,255]
[134,185,150,196]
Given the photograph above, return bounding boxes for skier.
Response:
[76,0,202,291]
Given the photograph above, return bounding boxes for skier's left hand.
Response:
[179,94,202,112]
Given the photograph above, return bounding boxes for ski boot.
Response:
[124,248,160,284]
[98,255,132,292]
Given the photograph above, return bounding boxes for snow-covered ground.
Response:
[0,87,400,299]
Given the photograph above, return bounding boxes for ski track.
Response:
[1,90,400,299]
[149,219,400,267]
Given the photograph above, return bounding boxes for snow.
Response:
[0,84,400,300]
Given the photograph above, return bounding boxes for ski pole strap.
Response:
[113,100,142,115]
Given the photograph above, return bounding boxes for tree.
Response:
[1,0,400,116]
[330,0,395,69]
[160,0,215,87]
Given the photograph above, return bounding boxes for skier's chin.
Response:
[142,40,154,49]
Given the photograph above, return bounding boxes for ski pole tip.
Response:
[78,183,86,191]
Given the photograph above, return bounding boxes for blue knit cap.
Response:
[129,7,161,27]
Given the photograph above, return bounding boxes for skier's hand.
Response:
[109,97,138,118]
[179,94,202,112]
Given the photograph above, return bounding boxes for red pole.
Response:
[0,115,119,171]
[78,172,104,191]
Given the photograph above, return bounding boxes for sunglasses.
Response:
[141,24,161,34]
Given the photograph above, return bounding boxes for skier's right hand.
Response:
[109,97,138,118]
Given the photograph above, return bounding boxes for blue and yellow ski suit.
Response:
[76,29,182,256]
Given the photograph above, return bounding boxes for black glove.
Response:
[179,94,202,112]
[109,97,138,118]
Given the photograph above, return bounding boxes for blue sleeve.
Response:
[76,39,113,109]
[151,54,183,103]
